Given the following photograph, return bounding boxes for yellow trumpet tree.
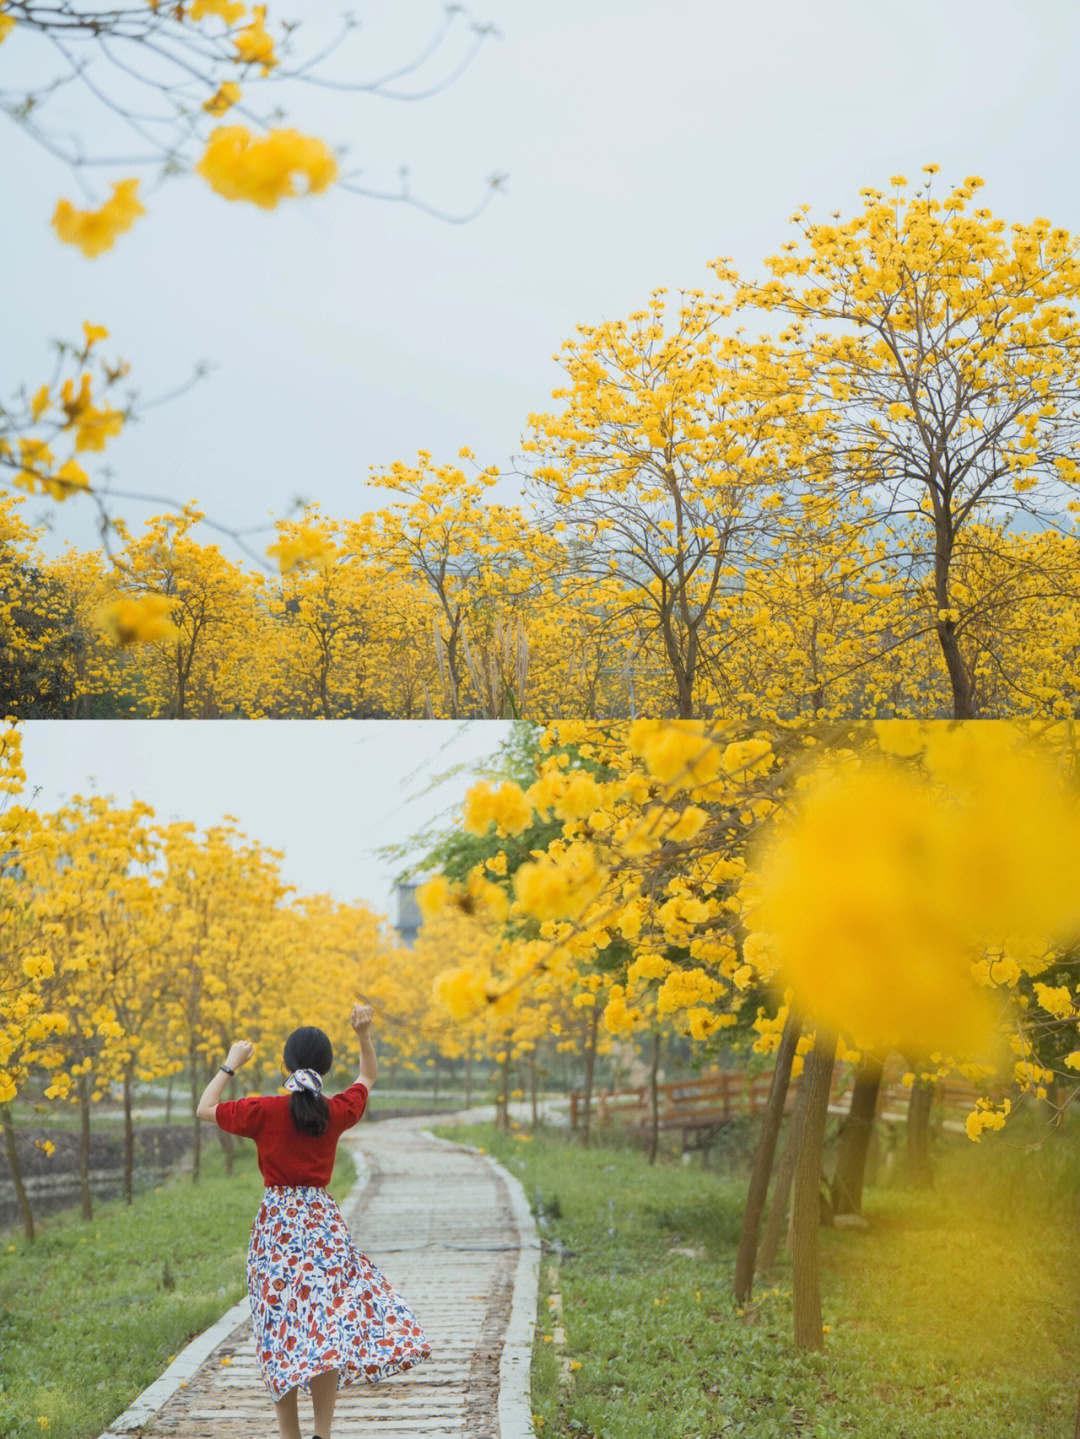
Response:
[524,287,821,718]
[733,171,1080,718]
[102,504,265,717]
[363,454,563,719]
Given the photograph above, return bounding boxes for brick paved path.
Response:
[117,1115,534,1439]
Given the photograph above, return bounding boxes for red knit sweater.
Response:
[214,1081,368,1187]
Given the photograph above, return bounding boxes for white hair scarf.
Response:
[284,1067,324,1095]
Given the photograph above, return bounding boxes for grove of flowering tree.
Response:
[5,165,1080,717]
[4,713,1080,1395]
[408,717,1080,1355]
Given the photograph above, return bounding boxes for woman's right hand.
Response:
[351,1002,374,1035]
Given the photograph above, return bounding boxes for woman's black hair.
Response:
[283,1026,333,1137]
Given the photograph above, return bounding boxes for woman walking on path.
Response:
[196,1001,431,1439]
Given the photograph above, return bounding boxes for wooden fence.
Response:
[567,1069,994,1150]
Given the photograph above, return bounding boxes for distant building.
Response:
[395,880,424,948]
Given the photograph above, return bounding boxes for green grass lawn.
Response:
[0,1136,357,1439]
[435,1120,1079,1439]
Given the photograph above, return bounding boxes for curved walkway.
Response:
[97,1111,541,1439]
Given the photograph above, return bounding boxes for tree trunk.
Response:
[464,1036,474,1111]
[218,1128,235,1176]
[190,1051,202,1181]
[580,1007,600,1148]
[175,641,188,720]
[495,1051,510,1131]
[906,1076,935,1189]
[529,1049,539,1127]
[831,1053,883,1216]
[79,1072,93,1222]
[647,1033,662,1167]
[934,530,975,719]
[432,1056,439,1104]
[165,1070,174,1124]
[791,1029,838,1351]
[759,1073,810,1275]
[1,1105,35,1242]
[734,1011,802,1303]
[123,1064,135,1205]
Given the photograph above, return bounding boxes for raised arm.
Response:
[351,1002,377,1090]
[196,1040,254,1121]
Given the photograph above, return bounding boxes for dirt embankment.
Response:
[0,1123,193,1228]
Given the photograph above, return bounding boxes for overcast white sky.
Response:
[18,720,514,922]
[4,0,1077,561]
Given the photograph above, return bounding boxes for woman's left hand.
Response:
[226,1040,255,1070]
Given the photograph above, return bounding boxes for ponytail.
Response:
[289,1088,330,1138]
[282,1026,333,1137]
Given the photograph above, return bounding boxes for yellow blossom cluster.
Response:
[204,82,243,116]
[52,180,145,257]
[196,126,337,207]
[746,728,1080,1058]
[463,780,535,837]
[97,594,181,648]
[266,524,336,574]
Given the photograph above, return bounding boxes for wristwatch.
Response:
[220,1063,236,1076]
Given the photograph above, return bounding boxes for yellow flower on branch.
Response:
[233,5,278,73]
[463,780,534,836]
[266,525,335,573]
[628,720,724,788]
[203,82,243,116]
[192,0,247,20]
[0,10,15,43]
[196,126,337,208]
[512,844,606,922]
[416,875,449,920]
[432,967,488,1021]
[52,180,145,257]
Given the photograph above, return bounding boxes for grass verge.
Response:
[0,1136,356,1439]
[434,1120,1078,1439]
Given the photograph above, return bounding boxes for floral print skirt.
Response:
[246,1184,431,1401]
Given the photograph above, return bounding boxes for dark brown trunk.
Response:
[165,1071,174,1124]
[759,1072,810,1274]
[734,1011,803,1303]
[1,1105,35,1242]
[432,1056,439,1104]
[218,1128,235,1176]
[79,1073,93,1221]
[791,1029,838,1351]
[175,642,187,720]
[529,1049,539,1127]
[647,1033,662,1166]
[831,1053,883,1216]
[906,1077,935,1189]
[123,1065,135,1204]
[464,1037,473,1110]
[933,529,975,718]
[190,1052,202,1180]
[580,1007,600,1147]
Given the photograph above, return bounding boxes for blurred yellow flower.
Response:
[53,179,145,257]
[97,595,180,648]
[197,126,337,208]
